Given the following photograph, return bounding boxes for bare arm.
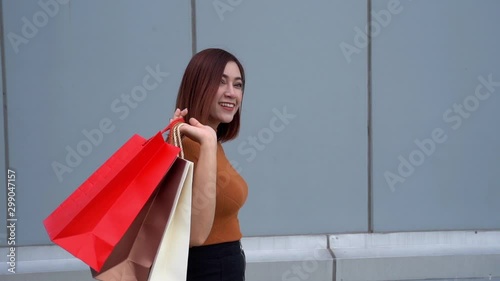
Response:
[171,108,218,246]
[188,136,217,246]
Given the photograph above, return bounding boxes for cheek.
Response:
[212,102,219,113]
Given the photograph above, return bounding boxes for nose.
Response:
[224,84,236,97]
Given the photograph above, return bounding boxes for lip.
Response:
[219,102,236,111]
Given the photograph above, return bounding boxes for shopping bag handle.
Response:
[161,117,185,158]
[161,117,185,134]
[170,122,185,159]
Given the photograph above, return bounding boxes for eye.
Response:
[220,79,227,85]
[234,83,243,89]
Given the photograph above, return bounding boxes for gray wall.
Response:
[2,0,193,245]
[195,0,369,236]
[371,0,500,231]
[0,0,499,247]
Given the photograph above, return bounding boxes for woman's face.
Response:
[207,61,243,130]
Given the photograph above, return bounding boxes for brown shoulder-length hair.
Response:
[176,48,245,142]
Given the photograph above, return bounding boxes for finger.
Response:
[188,117,201,127]
[178,123,193,136]
[188,117,199,125]
[173,108,181,117]
[179,108,188,118]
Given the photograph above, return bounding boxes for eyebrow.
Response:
[222,74,243,81]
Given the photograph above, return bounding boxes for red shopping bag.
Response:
[43,121,182,272]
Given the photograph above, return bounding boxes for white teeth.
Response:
[220,102,235,108]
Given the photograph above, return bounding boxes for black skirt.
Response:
[187,240,246,281]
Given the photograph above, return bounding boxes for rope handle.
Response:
[161,117,185,134]
[171,122,185,159]
[162,117,185,159]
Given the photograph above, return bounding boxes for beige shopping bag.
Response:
[148,158,193,281]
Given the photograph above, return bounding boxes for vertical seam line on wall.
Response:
[326,235,337,280]
[191,0,197,55]
[0,0,11,242]
[367,0,374,233]
[0,3,9,168]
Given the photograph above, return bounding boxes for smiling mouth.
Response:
[219,102,235,109]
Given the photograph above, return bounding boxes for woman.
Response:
[171,48,248,281]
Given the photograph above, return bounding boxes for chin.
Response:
[219,117,234,125]
[219,114,234,123]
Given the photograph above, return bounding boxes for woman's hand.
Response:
[171,108,217,146]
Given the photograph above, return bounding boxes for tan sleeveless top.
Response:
[182,137,248,245]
